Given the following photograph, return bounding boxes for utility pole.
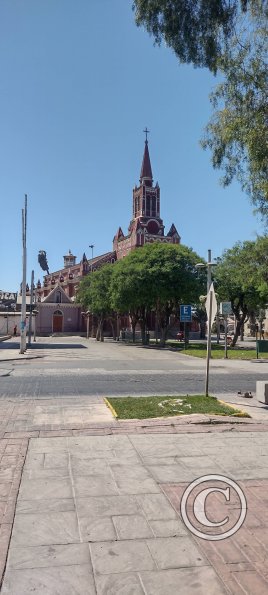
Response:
[89,244,95,337]
[20,195,27,354]
[28,270,34,346]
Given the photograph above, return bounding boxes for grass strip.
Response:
[105,395,250,420]
[164,342,262,360]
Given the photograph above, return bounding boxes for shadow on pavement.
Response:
[0,342,87,350]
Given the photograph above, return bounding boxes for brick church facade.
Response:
[34,137,183,335]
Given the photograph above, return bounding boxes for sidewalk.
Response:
[1,427,268,594]
[0,389,268,594]
[1,338,268,593]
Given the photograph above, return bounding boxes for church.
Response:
[35,135,181,335]
[113,130,180,258]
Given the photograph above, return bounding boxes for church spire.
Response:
[140,128,153,185]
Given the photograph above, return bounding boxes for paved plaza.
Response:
[0,337,268,594]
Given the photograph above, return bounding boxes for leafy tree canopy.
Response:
[111,242,204,310]
[111,243,205,344]
[133,0,254,73]
[214,236,268,344]
[76,264,114,317]
[133,0,268,218]
[201,9,268,215]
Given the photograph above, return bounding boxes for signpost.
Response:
[180,305,192,349]
[180,305,192,323]
[205,284,217,396]
[220,302,232,316]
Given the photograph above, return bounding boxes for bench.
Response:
[256,340,268,359]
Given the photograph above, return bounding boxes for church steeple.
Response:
[140,128,153,186]
[113,132,180,259]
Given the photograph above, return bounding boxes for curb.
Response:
[104,398,118,418]
[217,399,249,418]
[0,355,42,362]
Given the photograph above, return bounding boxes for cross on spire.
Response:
[143,127,150,143]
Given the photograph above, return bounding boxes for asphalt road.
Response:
[1,337,268,399]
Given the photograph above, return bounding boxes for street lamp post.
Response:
[20,195,27,354]
[196,250,217,396]
[196,249,213,294]
[89,244,94,271]
[89,244,95,337]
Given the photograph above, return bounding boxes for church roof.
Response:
[42,284,73,304]
[167,223,180,239]
[87,251,116,269]
[113,227,124,241]
[140,140,153,182]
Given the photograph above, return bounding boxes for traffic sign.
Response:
[220,302,232,316]
[180,305,192,322]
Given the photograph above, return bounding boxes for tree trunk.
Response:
[200,322,206,339]
[96,317,104,342]
[100,318,104,342]
[231,317,246,347]
[110,319,116,340]
[130,319,137,342]
[159,326,169,347]
[230,300,248,348]
[140,320,146,345]
[155,313,159,344]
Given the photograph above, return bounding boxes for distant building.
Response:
[0,290,17,311]
[35,136,182,335]
[113,137,180,258]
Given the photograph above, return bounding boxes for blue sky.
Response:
[0,0,263,292]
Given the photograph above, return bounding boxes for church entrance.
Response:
[53,310,63,333]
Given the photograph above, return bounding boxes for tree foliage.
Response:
[201,8,268,214]
[111,243,205,345]
[133,0,254,73]
[38,250,49,274]
[133,0,268,218]
[110,249,153,343]
[76,264,115,341]
[214,237,268,345]
[77,243,205,346]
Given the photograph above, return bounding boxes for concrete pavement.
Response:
[1,337,268,399]
[2,431,268,594]
[1,337,268,593]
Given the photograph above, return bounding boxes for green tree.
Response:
[214,237,268,346]
[111,249,154,344]
[76,265,115,341]
[201,12,268,215]
[133,0,255,73]
[133,1,268,217]
[193,300,207,340]
[111,243,205,346]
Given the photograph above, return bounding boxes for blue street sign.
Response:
[180,305,192,322]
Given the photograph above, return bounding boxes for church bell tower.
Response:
[131,128,164,236]
[113,130,180,259]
